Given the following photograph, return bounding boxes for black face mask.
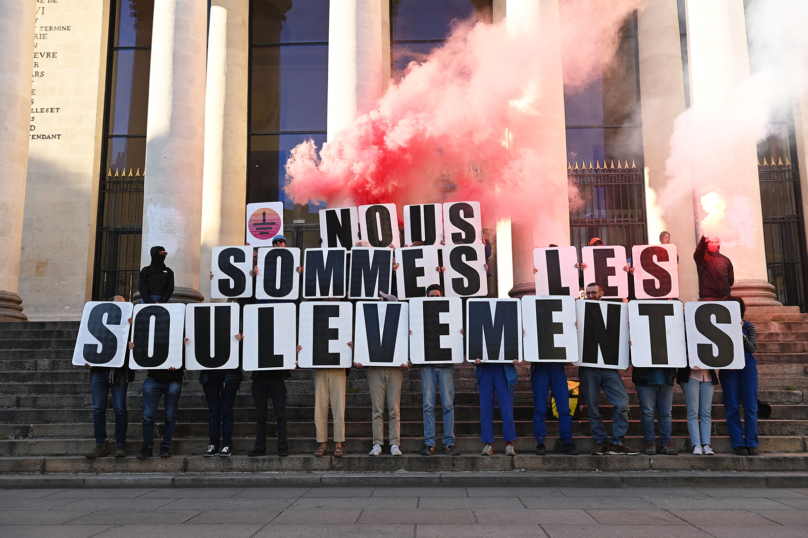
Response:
[149,246,167,266]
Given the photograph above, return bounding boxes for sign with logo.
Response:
[246,202,284,246]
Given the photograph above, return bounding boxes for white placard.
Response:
[521,296,578,363]
[319,207,360,249]
[629,300,687,368]
[466,298,522,362]
[246,202,284,246]
[242,303,298,370]
[409,297,464,365]
[582,246,629,299]
[443,244,488,297]
[685,301,745,369]
[573,300,630,369]
[358,203,400,248]
[395,246,441,299]
[533,247,580,297]
[256,247,300,301]
[302,248,348,299]
[348,247,393,299]
[353,302,409,367]
[632,245,679,300]
[72,301,134,367]
[404,203,443,246]
[297,301,353,368]
[443,201,482,245]
[184,304,240,370]
[129,303,186,370]
[211,246,254,299]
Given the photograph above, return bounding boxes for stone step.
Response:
[0,321,80,331]
[0,339,77,350]
[745,312,807,322]
[756,341,808,353]
[753,353,808,363]
[757,331,808,342]
[0,329,79,340]
[752,320,808,332]
[0,349,74,361]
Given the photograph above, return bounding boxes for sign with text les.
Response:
[72,301,134,367]
[256,247,300,301]
[443,244,488,297]
[358,203,400,248]
[211,246,254,299]
[408,297,464,365]
[404,204,443,246]
[466,298,522,362]
[242,303,297,371]
[582,246,629,299]
[129,303,186,370]
[184,304,240,370]
[628,300,687,368]
[443,201,482,245]
[632,245,679,299]
[573,300,629,370]
[297,301,353,368]
[348,247,393,299]
[303,248,347,299]
[685,301,745,370]
[533,247,580,297]
[319,207,359,249]
[521,296,578,363]
[354,302,409,366]
[395,246,441,299]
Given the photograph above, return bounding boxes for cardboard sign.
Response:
[319,207,359,249]
[348,247,393,299]
[184,304,240,370]
[408,297,464,365]
[303,248,348,299]
[443,244,488,297]
[72,301,134,367]
[466,298,522,362]
[632,245,679,299]
[574,300,630,369]
[211,246,254,299]
[404,203,443,246]
[582,246,629,299]
[358,203,400,248]
[685,301,745,369]
[533,247,580,297]
[443,201,482,245]
[246,202,284,246]
[297,301,353,368]
[395,246,441,299]
[255,247,301,301]
[242,303,298,370]
[129,303,186,370]
[629,300,687,368]
[353,302,409,366]
[521,296,578,363]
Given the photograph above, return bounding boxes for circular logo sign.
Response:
[248,207,282,241]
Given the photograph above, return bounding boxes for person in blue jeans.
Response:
[677,366,717,455]
[200,370,241,458]
[531,362,577,455]
[138,246,174,303]
[136,344,184,459]
[475,360,518,456]
[719,296,759,456]
[633,367,677,455]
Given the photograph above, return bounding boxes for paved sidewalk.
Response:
[1,485,807,537]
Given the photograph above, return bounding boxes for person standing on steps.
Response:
[720,296,760,456]
[694,235,734,300]
[138,246,174,303]
[578,283,638,456]
[312,297,348,459]
[199,363,241,459]
[632,365,678,455]
[677,364,717,456]
[475,357,519,457]
[85,295,134,459]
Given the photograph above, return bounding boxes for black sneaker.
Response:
[733,446,749,456]
[421,445,436,456]
[747,447,759,456]
[278,450,288,457]
[160,446,172,458]
[591,442,609,455]
[248,449,266,457]
[203,445,218,457]
[535,443,546,456]
[444,445,460,456]
[609,443,640,455]
[137,446,153,460]
[219,447,231,458]
[561,442,578,456]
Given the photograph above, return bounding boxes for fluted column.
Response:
[0,2,36,321]
[141,0,207,303]
[638,0,699,301]
[685,0,778,306]
[199,0,249,301]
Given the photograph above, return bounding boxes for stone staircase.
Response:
[1,308,807,474]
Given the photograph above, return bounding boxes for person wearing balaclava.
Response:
[138,246,175,303]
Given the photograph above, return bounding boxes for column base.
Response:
[508,282,536,299]
[730,279,782,308]
[0,290,27,322]
[132,286,205,304]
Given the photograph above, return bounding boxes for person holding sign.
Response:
[138,246,175,303]
[719,297,760,456]
[531,360,578,456]
[676,365,717,456]
[474,360,518,456]
[632,366,678,455]
[694,235,734,300]
[578,283,638,455]
[199,368,241,458]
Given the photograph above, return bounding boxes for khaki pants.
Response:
[367,367,403,446]
[314,369,346,443]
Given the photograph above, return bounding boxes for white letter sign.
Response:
[297,301,353,368]
[443,244,488,297]
[521,296,578,363]
[184,304,240,370]
[73,301,134,367]
[533,247,580,297]
[256,247,300,301]
[211,246,254,299]
[443,201,482,245]
[130,303,186,370]
[574,300,629,369]
[582,246,629,299]
[354,302,409,366]
[242,303,298,370]
[404,203,443,246]
[409,297,464,364]
[629,300,687,368]
[632,245,679,299]
[348,247,393,299]
[685,301,745,369]
[303,248,347,299]
[466,298,522,362]
[358,203,400,248]
[319,207,359,249]
[395,246,441,299]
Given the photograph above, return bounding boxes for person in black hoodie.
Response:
[138,246,175,303]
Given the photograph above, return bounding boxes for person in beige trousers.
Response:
[313,368,347,458]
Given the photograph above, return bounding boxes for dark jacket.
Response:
[676,367,718,385]
[632,367,675,387]
[148,367,184,385]
[138,246,175,302]
[693,236,734,299]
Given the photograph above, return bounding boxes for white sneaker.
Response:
[481,444,493,456]
[692,444,703,455]
[369,445,382,456]
[390,445,402,456]
[505,444,517,457]
[702,444,714,455]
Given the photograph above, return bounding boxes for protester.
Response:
[272,235,287,247]
[677,364,717,455]
[474,358,518,456]
[720,296,759,456]
[199,365,241,458]
[420,284,459,456]
[578,283,638,455]
[138,246,174,303]
[531,360,578,456]
[660,231,671,244]
[632,365,678,455]
[311,296,348,458]
[84,295,133,459]
[694,235,734,300]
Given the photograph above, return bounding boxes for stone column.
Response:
[327,0,389,141]
[199,0,249,301]
[141,0,207,303]
[637,0,699,302]
[0,2,36,321]
[506,0,570,298]
[794,91,808,260]
[684,0,778,306]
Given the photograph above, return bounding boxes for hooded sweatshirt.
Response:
[693,236,734,299]
[138,246,175,302]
